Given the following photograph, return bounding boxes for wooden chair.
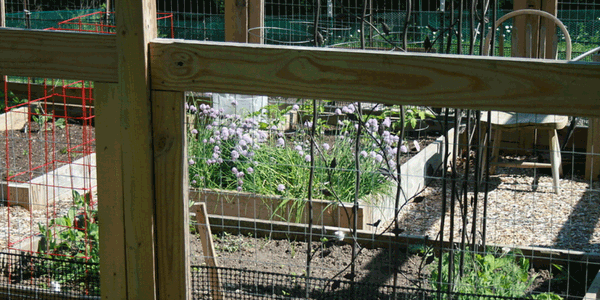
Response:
[480,9,572,194]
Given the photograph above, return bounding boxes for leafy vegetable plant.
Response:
[430,248,562,300]
[37,191,99,293]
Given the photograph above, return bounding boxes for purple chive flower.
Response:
[191,129,198,135]
[298,150,304,156]
[322,143,330,151]
[277,138,285,147]
[277,184,286,192]
[231,150,240,161]
[188,159,195,165]
[292,104,300,111]
[194,174,200,177]
[295,145,303,151]
[335,108,342,115]
[305,155,311,162]
[247,167,254,174]
[304,121,313,128]
[238,179,244,185]
[400,145,408,153]
[360,150,368,158]
[232,167,239,175]
[236,172,245,178]
[237,186,243,192]
[202,139,207,143]
[382,117,391,128]
[375,154,383,163]
[231,100,238,106]
[191,180,197,184]
[239,139,247,147]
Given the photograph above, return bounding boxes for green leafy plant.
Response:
[0,90,26,112]
[402,106,435,129]
[430,249,562,300]
[54,118,66,129]
[32,108,52,129]
[37,191,99,293]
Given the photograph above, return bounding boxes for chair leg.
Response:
[490,128,502,175]
[548,129,562,194]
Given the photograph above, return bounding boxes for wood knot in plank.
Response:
[155,135,174,156]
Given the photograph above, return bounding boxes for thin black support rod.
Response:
[469,0,476,54]
[482,111,492,249]
[360,0,367,49]
[437,109,450,294]
[448,109,460,289]
[393,105,406,298]
[314,0,321,46]
[470,112,482,252]
[459,110,471,277]
[305,99,317,298]
[477,0,490,55]
[402,0,412,50]
[458,0,464,54]
[445,0,454,54]
[350,102,362,297]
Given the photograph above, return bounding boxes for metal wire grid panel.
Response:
[1,79,98,297]
[185,94,600,300]
[191,266,534,299]
[0,251,100,298]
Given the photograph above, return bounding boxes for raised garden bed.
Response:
[0,107,29,131]
[1,154,97,211]
[189,122,454,231]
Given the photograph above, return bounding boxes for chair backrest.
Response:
[483,9,572,60]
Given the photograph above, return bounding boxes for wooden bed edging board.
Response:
[190,189,367,230]
[0,153,97,211]
[0,107,28,131]
[203,213,600,267]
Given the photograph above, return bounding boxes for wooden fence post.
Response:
[152,90,191,299]
[95,82,128,300]
[512,0,557,58]
[225,0,248,42]
[586,118,600,181]
[98,0,159,298]
[248,0,264,44]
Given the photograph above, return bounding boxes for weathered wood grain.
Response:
[152,90,191,299]
[225,0,247,42]
[150,40,600,117]
[0,28,117,82]
[248,0,264,44]
[115,0,158,298]
[95,82,127,300]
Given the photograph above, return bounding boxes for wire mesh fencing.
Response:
[192,265,537,300]
[185,93,600,300]
[0,251,100,299]
[1,79,98,298]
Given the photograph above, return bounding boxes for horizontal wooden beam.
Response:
[150,40,600,117]
[0,28,117,82]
